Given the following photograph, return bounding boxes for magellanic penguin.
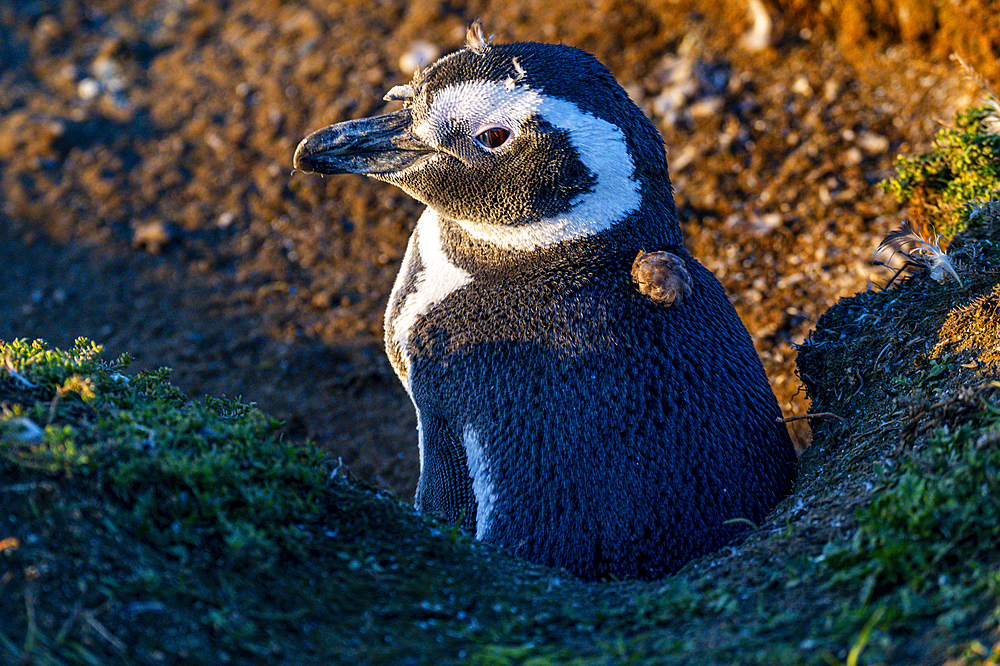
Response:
[294,24,797,581]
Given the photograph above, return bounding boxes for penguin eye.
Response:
[475,127,511,150]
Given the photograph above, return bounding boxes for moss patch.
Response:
[0,339,574,664]
[880,106,1000,238]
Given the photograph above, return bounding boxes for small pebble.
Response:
[78,78,101,100]
[856,130,889,154]
[400,42,439,74]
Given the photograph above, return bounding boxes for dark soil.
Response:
[0,0,994,503]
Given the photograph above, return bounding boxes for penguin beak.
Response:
[293,109,436,176]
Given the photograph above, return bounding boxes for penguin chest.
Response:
[384,208,472,391]
[385,209,627,390]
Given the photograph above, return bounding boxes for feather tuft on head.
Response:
[466,20,492,55]
[504,57,526,89]
[872,219,963,288]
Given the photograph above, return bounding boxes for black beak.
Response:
[293,109,436,176]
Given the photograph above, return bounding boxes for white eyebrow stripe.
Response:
[413,80,542,147]
[415,80,641,251]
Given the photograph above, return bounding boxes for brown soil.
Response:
[0,0,992,503]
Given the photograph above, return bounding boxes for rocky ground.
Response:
[0,0,992,502]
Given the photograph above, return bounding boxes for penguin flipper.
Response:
[413,412,477,532]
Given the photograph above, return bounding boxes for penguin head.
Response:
[295,27,678,249]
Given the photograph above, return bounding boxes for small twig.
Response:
[55,600,83,645]
[0,481,54,494]
[848,367,866,401]
[2,353,37,389]
[0,571,13,594]
[4,418,44,444]
[952,53,1000,103]
[131,424,156,450]
[852,420,903,441]
[723,517,759,529]
[23,585,37,655]
[777,412,849,426]
[874,342,895,366]
[46,393,62,427]
[82,610,126,653]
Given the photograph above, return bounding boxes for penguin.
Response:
[293,24,797,581]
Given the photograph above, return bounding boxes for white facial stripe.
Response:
[461,425,496,540]
[388,208,472,390]
[417,80,641,251]
[414,80,539,146]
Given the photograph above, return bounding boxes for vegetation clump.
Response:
[1,338,330,568]
[879,88,1000,238]
[1,338,530,664]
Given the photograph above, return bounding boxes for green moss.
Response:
[0,339,509,663]
[794,254,1000,664]
[1,338,331,569]
[880,106,1000,237]
[819,390,1000,641]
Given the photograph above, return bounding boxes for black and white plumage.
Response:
[294,27,796,580]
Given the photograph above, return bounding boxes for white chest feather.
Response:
[462,425,497,540]
[384,208,471,391]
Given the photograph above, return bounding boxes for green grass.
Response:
[818,394,1000,663]
[1,337,332,570]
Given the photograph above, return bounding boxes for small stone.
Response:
[791,76,812,97]
[738,0,773,52]
[92,55,124,91]
[78,78,101,100]
[399,42,439,75]
[843,146,864,166]
[311,290,333,308]
[823,79,840,102]
[750,212,783,235]
[856,130,889,154]
[688,95,724,119]
[132,220,180,253]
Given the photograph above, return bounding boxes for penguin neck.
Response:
[431,174,681,251]
[422,198,683,277]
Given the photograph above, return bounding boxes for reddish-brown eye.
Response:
[476,127,510,149]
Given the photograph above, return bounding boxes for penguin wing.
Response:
[413,410,478,532]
